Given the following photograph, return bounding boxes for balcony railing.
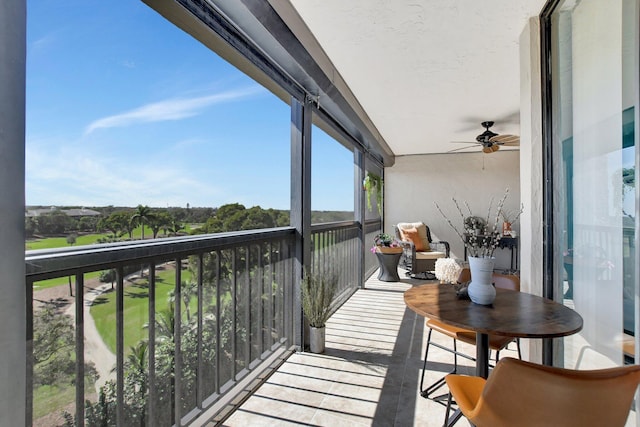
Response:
[26,221,378,426]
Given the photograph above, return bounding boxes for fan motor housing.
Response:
[476,121,498,143]
[476,130,497,143]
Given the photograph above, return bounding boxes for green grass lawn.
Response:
[33,367,96,421]
[26,227,145,251]
[26,233,109,250]
[26,224,201,252]
[90,268,196,353]
[28,226,202,291]
[33,383,75,420]
[33,271,103,291]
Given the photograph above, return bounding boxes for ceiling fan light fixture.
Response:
[491,144,499,152]
[482,146,492,154]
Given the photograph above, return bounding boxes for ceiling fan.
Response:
[450,121,520,154]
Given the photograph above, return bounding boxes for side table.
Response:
[375,251,402,281]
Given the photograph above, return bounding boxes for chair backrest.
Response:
[395,222,432,246]
[457,268,520,292]
[491,273,519,291]
[475,357,640,427]
[457,267,471,284]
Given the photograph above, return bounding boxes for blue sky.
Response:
[26,0,354,211]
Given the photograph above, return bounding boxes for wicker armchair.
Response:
[394,222,450,279]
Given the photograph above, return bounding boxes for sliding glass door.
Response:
[547,0,637,384]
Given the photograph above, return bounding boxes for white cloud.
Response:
[26,140,223,207]
[84,86,265,135]
[31,33,57,52]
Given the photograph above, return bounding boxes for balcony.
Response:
[26,220,386,426]
[24,215,640,426]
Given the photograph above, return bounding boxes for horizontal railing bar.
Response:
[364,219,381,233]
[310,220,358,233]
[25,227,296,280]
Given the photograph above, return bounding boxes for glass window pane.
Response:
[550,0,636,378]
[311,124,355,219]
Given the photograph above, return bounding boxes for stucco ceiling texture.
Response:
[288,0,547,156]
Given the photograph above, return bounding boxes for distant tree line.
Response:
[25,204,353,239]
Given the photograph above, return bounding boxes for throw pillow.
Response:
[401,227,427,251]
[398,226,415,242]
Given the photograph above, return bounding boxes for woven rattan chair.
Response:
[394,222,450,279]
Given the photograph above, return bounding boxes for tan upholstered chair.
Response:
[445,357,640,427]
[394,222,449,279]
[420,270,521,399]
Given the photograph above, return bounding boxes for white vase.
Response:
[467,256,496,305]
[309,326,326,353]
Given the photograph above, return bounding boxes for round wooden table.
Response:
[404,284,583,378]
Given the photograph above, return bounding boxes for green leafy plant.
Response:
[371,233,401,253]
[363,172,383,215]
[301,268,338,328]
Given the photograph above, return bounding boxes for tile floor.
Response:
[219,271,521,426]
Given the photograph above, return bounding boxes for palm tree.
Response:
[168,280,197,323]
[168,220,185,237]
[130,205,154,240]
[151,305,176,342]
[147,212,172,238]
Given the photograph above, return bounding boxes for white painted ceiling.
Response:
[286,0,547,156]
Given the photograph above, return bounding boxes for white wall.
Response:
[385,151,520,271]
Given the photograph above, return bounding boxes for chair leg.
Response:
[443,392,464,427]
[420,329,459,399]
[494,339,522,365]
[419,329,433,395]
[453,339,458,374]
[443,392,453,427]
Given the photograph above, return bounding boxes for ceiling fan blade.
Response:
[490,134,520,144]
[450,141,479,144]
[448,145,479,153]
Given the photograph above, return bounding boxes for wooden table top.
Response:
[404,284,583,338]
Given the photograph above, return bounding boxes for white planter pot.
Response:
[309,326,326,353]
[467,256,496,305]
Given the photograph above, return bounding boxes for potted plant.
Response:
[301,268,338,353]
[363,172,383,215]
[371,233,402,254]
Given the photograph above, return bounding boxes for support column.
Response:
[0,0,26,425]
[290,96,312,350]
[354,149,365,288]
[520,16,543,363]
